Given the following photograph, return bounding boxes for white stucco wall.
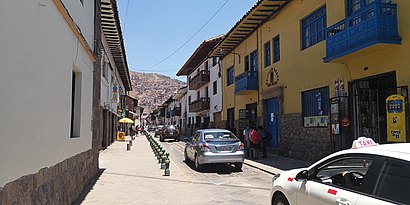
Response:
[0,0,94,187]
[210,58,222,122]
[61,0,95,50]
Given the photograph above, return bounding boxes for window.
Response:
[197,91,200,100]
[205,87,209,98]
[302,6,327,49]
[375,160,410,204]
[302,86,330,127]
[188,96,191,104]
[70,70,82,138]
[250,50,258,72]
[313,156,374,192]
[244,55,249,71]
[273,36,280,63]
[264,41,271,67]
[188,117,191,128]
[227,66,234,86]
[347,0,390,16]
[205,61,209,71]
[212,57,218,67]
[102,61,108,79]
[213,81,217,95]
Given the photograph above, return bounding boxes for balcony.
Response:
[235,71,258,95]
[189,97,210,112]
[324,3,401,63]
[189,70,210,90]
[172,107,181,116]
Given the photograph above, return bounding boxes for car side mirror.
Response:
[295,170,309,181]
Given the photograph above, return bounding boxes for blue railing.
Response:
[324,3,401,62]
[235,71,258,94]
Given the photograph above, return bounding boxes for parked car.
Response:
[154,125,164,138]
[160,125,180,142]
[270,137,410,205]
[184,129,245,171]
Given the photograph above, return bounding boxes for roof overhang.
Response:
[210,0,290,57]
[101,0,132,91]
[177,35,225,76]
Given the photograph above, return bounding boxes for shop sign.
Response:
[117,131,125,141]
[386,94,406,142]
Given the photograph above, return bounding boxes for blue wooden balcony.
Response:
[324,3,401,63]
[235,71,258,95]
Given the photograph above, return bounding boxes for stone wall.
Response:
[280,113,332,162]
[0,149,98,205]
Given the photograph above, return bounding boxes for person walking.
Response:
[258,126,269,158]
[243,124,251,158]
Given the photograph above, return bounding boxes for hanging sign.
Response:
[386,94,406,142]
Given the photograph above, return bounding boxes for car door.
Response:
[296,155,377,205]
[188,132,200,159]
[355,158,410,205]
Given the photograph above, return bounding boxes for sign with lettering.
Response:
[386,94,406,142]
[266,68,279,87]
[352,137,377,149]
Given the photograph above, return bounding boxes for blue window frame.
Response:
[301,6,327,50]
[250,50,258,72]
[227,66,234,86]
[302,87,330,127]
[347,0,391,16]
[264,41,271,67]
[273,36,280,63]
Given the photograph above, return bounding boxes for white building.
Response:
[174,87,188,134]
[209,57,223,128]
[0,0,100,204]
[176,35,224,136]
[100,0,132,149]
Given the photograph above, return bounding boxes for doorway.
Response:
[349,71,397,143]
[265,98,280,148]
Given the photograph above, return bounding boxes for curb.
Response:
[243,160,282,176]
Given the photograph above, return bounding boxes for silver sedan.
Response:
[184,129,245,171]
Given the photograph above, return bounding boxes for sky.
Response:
[117,0,258,82]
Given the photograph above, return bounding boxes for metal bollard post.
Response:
[164,153,170,176]
[158,151,163,164]
[161,155,166,169]
[129,140,133,146]
[127,143,130,151]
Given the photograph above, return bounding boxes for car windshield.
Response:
[203,131,237,141]
[166,125,176,131]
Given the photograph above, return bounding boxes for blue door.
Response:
[265,98,280,148]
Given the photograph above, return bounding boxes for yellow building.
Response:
[211,0,409,161]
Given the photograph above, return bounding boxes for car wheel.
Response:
[194,155,201,171]
[234,162,243,171]
[272,193,289,205]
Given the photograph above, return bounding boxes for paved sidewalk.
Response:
[74,135,190,205]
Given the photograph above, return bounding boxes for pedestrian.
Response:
[250,126,260,159]
[258,125,269,158]
[243,124,251,158]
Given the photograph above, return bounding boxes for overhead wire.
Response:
[139,0,231,71]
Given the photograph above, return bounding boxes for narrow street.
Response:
[76,133,273,205]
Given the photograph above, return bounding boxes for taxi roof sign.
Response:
[352,137,378,149]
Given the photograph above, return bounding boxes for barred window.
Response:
[302,87,330,127]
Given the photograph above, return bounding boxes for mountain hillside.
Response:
[129,71,186,112]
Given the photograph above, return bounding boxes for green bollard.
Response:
[158,151,163,164]
[161,155,166,169]
[164,153,170,176]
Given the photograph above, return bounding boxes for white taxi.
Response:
[270,137,410,205]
